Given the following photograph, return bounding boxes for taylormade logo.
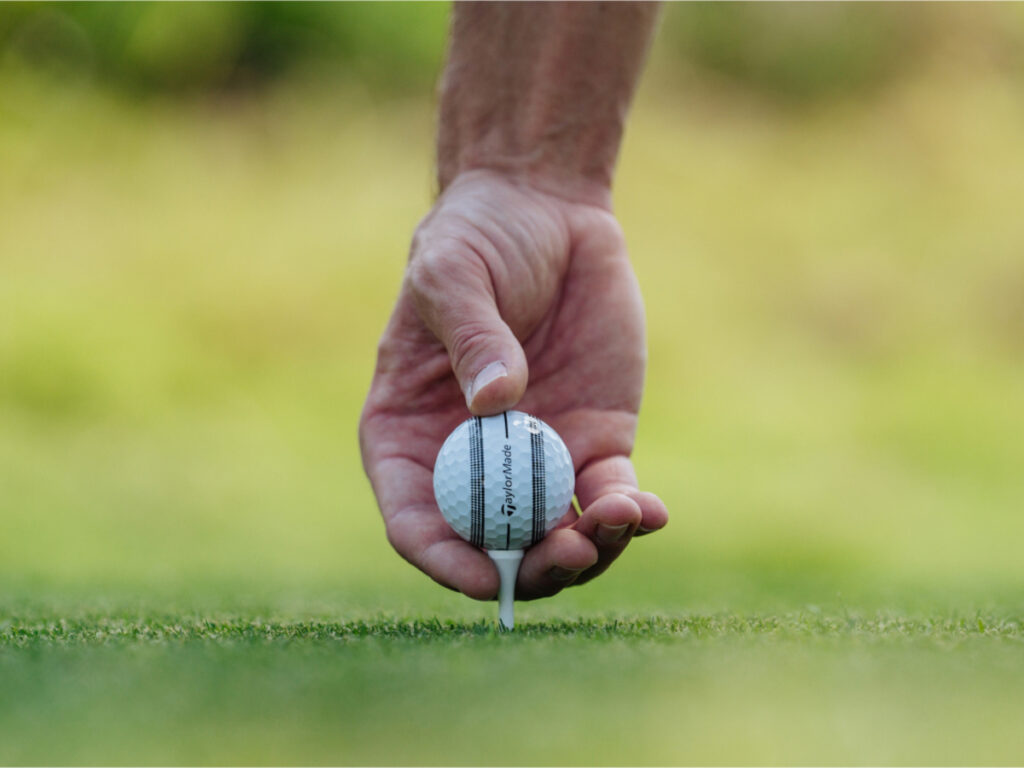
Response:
[500,443,516,515]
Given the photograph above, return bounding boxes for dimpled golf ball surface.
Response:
[433,411,575,550]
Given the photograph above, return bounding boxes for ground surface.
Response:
[3,41,1024,765]
[4,604,1024,764]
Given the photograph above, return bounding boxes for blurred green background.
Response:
[2,2,1024,764]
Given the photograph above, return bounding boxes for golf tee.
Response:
[487,549,524,630]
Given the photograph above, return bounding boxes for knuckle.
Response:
[446,321,495,372]
[383,513,422,566]
[383,522,409,560]
[408,240,473,293]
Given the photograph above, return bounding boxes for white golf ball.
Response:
[433,410,575,550]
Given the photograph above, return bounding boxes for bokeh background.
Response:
[3,3,1024,764]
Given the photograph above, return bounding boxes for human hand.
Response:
[359,170,668,600]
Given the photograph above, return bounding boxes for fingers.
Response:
[516,492,644,599]
[367,456,499,600]
[516,527,599,600]
[363,435,669,603]
[575,455,669,535]
[515,455,669,599]
[566,492,642,587]
[406,246,527,415]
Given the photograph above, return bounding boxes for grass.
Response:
[3,44,1024,764]
[7,611,1024,647]
[3,608,1024,764]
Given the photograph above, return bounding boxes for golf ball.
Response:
[433,411,575,550]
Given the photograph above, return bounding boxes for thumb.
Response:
[407,248,528,415]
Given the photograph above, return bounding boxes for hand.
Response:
[359,170,668,600]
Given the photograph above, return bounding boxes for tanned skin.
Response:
[360,2,668,601]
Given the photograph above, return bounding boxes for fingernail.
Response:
[468,361,507,406]
[548,566,584,582]
[596,523,630,544]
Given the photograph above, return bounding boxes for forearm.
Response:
[437,1,660,207]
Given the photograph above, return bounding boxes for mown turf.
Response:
[4,613,1024,647]
[3,610,1024,765]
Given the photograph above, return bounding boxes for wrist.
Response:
[438,154,614,211]
[436,75,620,210]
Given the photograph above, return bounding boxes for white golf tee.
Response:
[488,549,524,630]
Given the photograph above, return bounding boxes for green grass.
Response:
[3,48,1024,764]
[3,607,1024,764]
[6,598,1024,765]
[6,613,1024,647]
